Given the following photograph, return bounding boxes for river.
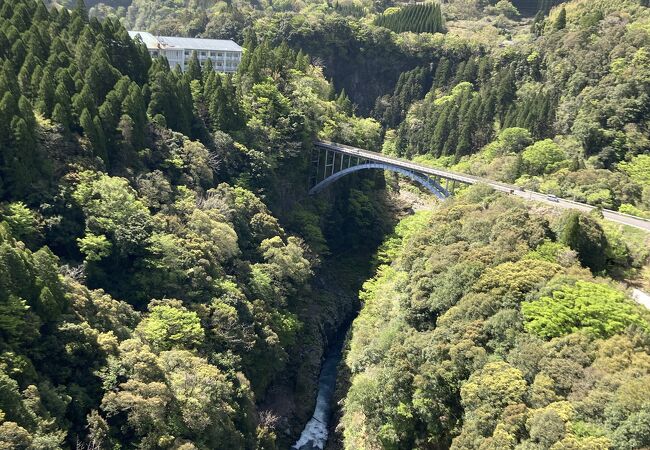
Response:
[291,331,346,450]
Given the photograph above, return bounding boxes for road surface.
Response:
[316,141,650,233]
[632,289,650,310]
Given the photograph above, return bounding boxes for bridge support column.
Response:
[324,150,334,179]
[309,147,321,188]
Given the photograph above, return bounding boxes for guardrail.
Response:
[315,141,650,229]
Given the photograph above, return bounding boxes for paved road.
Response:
[316,141,650,232]
[632,289,650,310]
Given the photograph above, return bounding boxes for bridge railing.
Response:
[315,141,513,189]
[314,141,650,229]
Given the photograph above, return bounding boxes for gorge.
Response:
[1,0,650,449]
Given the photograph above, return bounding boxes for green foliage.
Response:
[101,340,252,448]
[343,186,650,449]
[525,240,576,265]
[73,171,152,258]
[461,360,527,420]
[373,66,432,128]
[77,233,111,261]
[559,211,609,273]
[521,139,567,175]
[487,0,521,18]
[374,4,445,34]
[522,281,647,339]
[0,2,366,447]
[389,1,650,216]
[618,155,650,186]
[1,1,649,449]
[2,202,39,244]
[136,301,204,352]
[554,7,567,30]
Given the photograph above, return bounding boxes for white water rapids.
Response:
[292,336,344,450]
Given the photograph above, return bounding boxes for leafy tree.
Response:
[490,0,520,18]
[559,212,609,273]
[136,301,204,352]
[618,155,650,186]
[3,202,39,244]
[522,281,646,339]
[73,172,152,259]
[521,139,566,175]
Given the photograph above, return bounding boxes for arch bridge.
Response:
[308,141,475,198]
[308,141,650,232]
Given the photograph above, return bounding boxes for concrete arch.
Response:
[309,162,450,199]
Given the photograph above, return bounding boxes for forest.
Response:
[0,0,649,449]
[344,187,650,449]
[374,4,445,34]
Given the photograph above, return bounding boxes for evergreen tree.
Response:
[26,28,48,62]
[92,114,108,163]
[36,67,56,117]
[560,212,609,273]
[554,7,567,30]
[73,84,97,120]
[375,4,445,34]
[434,57,451,89]
[121,83,146,151]
[431,105,450,157]
[5,116,37,198]
[336,89,353,115]
[496,67,517,116]
[84,42,119,104]
[52,102,69,128]
[186,51,202,81]
[455,95,480,159]
[531,10,545,35]
[74,0,88,22]
[202,57,214,80]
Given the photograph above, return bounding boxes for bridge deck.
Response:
[315,141,650,232]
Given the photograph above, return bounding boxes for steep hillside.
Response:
[0,1,388,448]
[1,0,649,449]
[343,186,650,449]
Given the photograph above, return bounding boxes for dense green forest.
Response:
[389,1,650,217]
[1,0,650,449]
[0,0,385,448]
[374,4,445,34]
[344,187,650,449]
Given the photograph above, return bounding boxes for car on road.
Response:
[547,194,560,203]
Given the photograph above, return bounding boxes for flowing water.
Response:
[291,333,346,450]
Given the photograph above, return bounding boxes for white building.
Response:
[128,31,242,73]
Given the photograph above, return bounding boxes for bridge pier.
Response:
[324,150,334,178]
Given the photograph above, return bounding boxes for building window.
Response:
[200,51,206,57]
[151,51,159,57]
[184,50,189,56]
[218,52,223,57]
[210,51,216,57]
